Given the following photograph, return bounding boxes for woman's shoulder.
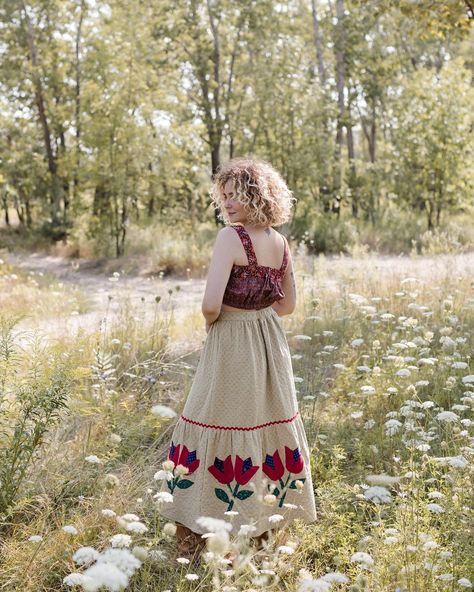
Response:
[214,225,241,250]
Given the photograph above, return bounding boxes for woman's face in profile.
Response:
[223,179,247,224]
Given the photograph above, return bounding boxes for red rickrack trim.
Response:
[179,411,299,431]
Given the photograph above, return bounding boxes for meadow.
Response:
[0,236,473,592]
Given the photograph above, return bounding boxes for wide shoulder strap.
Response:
[232,225,258,267]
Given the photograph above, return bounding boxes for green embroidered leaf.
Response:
[289,478,306,489]
[267,485,280,496]
[235,489,253,500]
[215,488,230,503]
[176,479,194,489]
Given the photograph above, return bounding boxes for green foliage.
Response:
[0,315,72,518]
[0,1,473,257]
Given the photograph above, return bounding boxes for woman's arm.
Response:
[201,227,235,325]
[271,242,296,316]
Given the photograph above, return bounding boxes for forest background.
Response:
[0,0,473,267]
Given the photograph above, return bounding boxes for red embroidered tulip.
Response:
[234,455,259,485]
[285,445,304,474]
[168,441,180,465]
[262,450,285,481]
[178,445,200,475]
[208,455,234,484]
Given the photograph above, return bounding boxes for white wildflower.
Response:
[366,474,400,486]
[385,419,403,436]
[174,464,189,476]
[98,548,142,577]
[73,547,100,566]
[263,494,277,506]
[277,545,295,554]
[62,525,78,535]
[153,470,173,481]
[321,572,349,583]
[150,405,177,418]
[63,573,90,587]
[437,573,454,581]
[238,524,257,536]
[363,486,392,504]
[268,514,284,524]
[196,516,233,533]
[28,535,43,543]
[120,514,140,522]
[124,521,148,534]
[426,503,444,513]
[82,562,129,591]
[154,491,173,503]
[185,574,199,581]
[101,509,117,518]
[85,455,103,464]
[298,579,331,592]
[207,531,230,555]
[131,546,148,561]
[109,534,132,548]
[162,460,175,471]
[163,522,177,536]
[350,551,374,567]
[436,411,459,423]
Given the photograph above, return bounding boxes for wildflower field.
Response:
[0,249,473,592]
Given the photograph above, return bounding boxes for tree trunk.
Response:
[73,0,86,209]
[346,95,358,218]
[21,1,62,225]
[311,0,326,85]
[2,191,9,226]
[331,0,346,218]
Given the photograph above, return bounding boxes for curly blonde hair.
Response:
[209,157,296,227]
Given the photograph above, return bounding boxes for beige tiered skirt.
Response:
[157,305,317,538]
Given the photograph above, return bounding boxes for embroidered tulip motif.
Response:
[263,445,306,507]
[262,449,285,481]
[208,454,258,511]
[166,441,200,493]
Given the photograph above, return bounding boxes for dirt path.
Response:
[3,251,207,357]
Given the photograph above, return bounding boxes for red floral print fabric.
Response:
[222,225,289,310]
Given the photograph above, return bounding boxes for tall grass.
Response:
[0,247,472,591]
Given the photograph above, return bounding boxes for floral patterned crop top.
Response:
[222,225,289,310]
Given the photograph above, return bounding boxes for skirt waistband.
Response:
[216,305,277,322]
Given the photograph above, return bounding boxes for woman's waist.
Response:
[216,305,277,321]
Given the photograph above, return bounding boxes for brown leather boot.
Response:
[175,522,206,563]
[253,529,270,551]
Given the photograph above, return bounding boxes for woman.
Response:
[157,157,317,561]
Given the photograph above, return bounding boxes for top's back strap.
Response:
[233,225,258,266]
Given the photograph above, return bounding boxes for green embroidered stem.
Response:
[223,482,241,511]
[278,473,293,507]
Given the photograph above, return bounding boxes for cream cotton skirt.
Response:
[157,305,317,538]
